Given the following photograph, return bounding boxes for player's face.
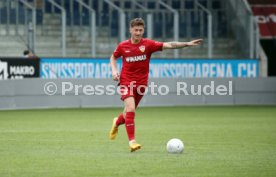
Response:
[130,25,144,41]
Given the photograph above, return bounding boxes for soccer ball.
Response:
[166,138,184,154]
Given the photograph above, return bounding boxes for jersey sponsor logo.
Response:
[139,45,145,52]
[126,54,147,62]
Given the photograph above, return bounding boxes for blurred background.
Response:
[1,2,275,176]
[0,0,275,109]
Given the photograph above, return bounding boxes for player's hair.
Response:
[23,50,30,55]
[130,18,145,28]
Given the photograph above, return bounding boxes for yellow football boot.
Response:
[109,117,118,140]
[129,141,141,152]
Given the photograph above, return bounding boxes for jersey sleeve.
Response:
[148,39,164,53]
[112,44,122,59]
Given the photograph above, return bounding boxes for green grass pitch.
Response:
[0,106,275,177]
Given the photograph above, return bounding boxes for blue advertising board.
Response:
[149,59,259,78]
[40,58,259,78]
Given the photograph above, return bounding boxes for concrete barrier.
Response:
[0,78,275,110]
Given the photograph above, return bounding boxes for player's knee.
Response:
[125,104,135,112]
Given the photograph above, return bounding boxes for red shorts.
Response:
[120,85,147,108]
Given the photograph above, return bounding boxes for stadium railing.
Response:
[225,0,259,59]
[75,0,96,57]
[0,0,36,54]
[0,0,249,59]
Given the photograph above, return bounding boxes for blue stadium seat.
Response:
[45,1,51,13]
[216,11,227,37]
[111,11,118,37]
[185,1,194,9]
[82,8,90,26]
[172,1,181,9]
[198,0,207,7]
[147,2,156,9]
[0,7,7,23]
[212,0,221,9]
[36,9,43,25]
[17,7,25,24]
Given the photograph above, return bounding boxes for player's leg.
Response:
[116,112,125,126]
[109,86,129,140]
[124,97,135,142]
[124,96,141,152]
[109,110,126,140]
[135,85,146,108]
[109,117,119,140]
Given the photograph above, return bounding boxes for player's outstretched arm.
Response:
[110,54,120,81]
[162,39,203,50]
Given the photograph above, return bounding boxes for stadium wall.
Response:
[0,78,275,110]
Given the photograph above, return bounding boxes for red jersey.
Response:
[113,38,163,86]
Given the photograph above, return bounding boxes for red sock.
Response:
[116,113,125,126]
[125,112,135,141]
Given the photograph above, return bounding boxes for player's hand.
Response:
[187,39,203,46]
[112,71,120,81]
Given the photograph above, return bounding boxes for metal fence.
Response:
[0,0,259,59]
[225,0,259,58]
[0,0,36,52]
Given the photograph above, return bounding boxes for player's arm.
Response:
[162,39,203,50]
[110,54,120,81]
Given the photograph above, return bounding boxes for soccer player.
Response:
[109,18,202,152]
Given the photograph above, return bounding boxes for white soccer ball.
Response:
[166,138,184,154]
